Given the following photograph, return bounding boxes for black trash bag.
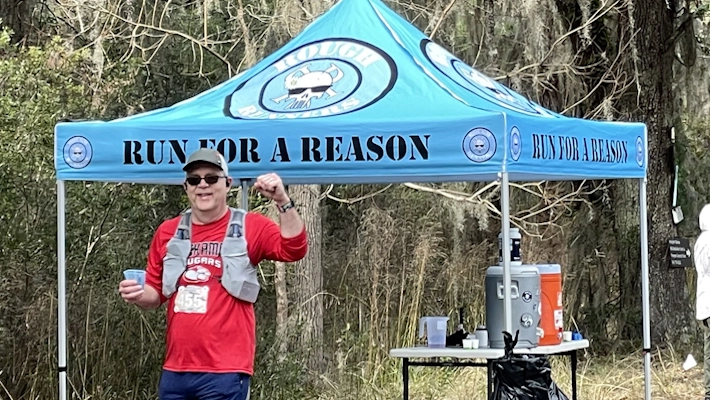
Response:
[491,331,570,400]
[548,382,568,400]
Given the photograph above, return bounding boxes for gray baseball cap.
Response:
[183,148,229,176]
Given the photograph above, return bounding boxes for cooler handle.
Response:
[497,282,519,299]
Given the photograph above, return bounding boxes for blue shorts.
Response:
[158,370,251,400]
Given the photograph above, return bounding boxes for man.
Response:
[694,204,710,400]
[118,148,307,400]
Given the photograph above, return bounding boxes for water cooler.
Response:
[486,227,541,348]
[485,264,541,348]
[537,264,563,346]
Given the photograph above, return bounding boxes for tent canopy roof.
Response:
[54,0,647,185]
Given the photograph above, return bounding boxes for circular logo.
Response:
[635,136,644,167]
[421,39,555,117]
[225,39,397,119]
[520,313,534,327]
[63,136,92,169]
[522,291,532,303]
[510,126,522,161]
[462,127,496,163]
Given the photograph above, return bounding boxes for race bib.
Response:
[174,285,209,314]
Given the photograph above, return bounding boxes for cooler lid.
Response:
[486,264,541,276]
[535,264,561,274]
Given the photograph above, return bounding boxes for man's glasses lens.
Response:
[186,176,223,185]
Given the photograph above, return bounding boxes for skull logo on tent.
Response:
[63,136,93,169]
[473,137,486,153]
[272,63,344,109]
[71,145,85,162]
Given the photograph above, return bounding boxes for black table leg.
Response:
[570,351,578,400]
[487,359,494,400]
[403,357,409,400]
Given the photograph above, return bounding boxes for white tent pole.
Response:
[57,180,67,400]
[639,177,651,399]
[241,179,249,210]
[500,172,512,334]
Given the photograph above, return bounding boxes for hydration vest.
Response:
[162,207,261,303]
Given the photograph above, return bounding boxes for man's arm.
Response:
[120,282,162,310]
[249,173,308,263]
[275,196,305,238]
[246,212,307,264]
[252,172,306,239]
[137,286,162,309]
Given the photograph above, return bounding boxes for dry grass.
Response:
[1,347,704,400]
[315,347,706,400]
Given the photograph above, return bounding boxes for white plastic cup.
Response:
[123,269,146,288]
[463,339,473,349]
[562,331,572,342]
[471,338,480,349]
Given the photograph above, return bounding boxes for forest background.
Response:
[1,0,710,398]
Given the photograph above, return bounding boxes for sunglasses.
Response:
[185,175,226,186]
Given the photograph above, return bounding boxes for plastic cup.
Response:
[471,338,480,349]
[463,339,473,349]
[562,331,572,342]
[123,269,146,288]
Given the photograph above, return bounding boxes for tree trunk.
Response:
[265,203,292,361]
[290,184,324,374]
[88,0,106,109]
[627,0,694,345]
[612,179,642,341]
[275,260,289,359]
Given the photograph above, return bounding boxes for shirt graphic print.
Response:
[174,241,222,314]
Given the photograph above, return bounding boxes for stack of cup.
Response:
[462,335,480,349]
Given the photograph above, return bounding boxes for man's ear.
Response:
[226,177,232,188]
[183,182,188,191]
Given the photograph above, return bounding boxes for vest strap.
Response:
[226,208,244,238]
[176,211,191,240]
[162,207,256,302]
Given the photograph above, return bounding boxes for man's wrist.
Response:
[275,198,296,213]
[275,197,291,207]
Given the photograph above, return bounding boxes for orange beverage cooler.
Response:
[537,264,563,346]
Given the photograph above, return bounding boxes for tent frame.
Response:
[56,173,652,400]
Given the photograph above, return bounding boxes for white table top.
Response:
[516,339,589,355]
[389,346,505,359]
[389,340,589,360]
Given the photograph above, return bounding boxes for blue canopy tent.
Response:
[54,0,652,398]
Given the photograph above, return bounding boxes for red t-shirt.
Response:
[145,210,307,375]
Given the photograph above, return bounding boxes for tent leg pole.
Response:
[57,180,67,400]
[241,179,249,211]
[639,177,651,400]
[500,172,512,335]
